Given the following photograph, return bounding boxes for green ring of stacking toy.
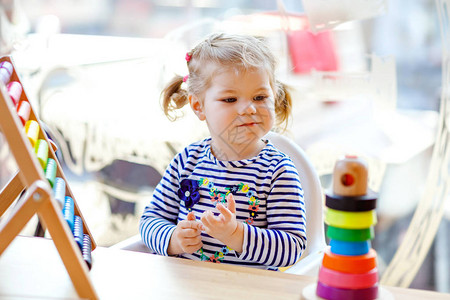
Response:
[325,208,377,229]
[327,225,374,242]
[325,190,378,212]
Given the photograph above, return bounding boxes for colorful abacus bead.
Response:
[34,139,49,169]
[62,196,75,231]
[82,234,93,270]
[0,61,13,84]
[316,155,379,300]
[24,120,39,147]
[45,158,57,187]
[73,216,84,250]
[6,81,22,106]
[17,101,31,125]
[53,177,66,208]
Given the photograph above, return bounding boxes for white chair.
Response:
[111,131,326,276]
[265,132,326,276]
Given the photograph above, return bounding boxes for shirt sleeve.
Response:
[238,157,307,267]
[139,153,182,256]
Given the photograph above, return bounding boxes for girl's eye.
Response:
[254,95,267,101]
[222,98,237,103]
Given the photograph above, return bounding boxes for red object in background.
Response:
[288,29,339,74]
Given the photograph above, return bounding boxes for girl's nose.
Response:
[239,101,256,115]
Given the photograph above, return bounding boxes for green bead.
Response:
[45,158,57,187]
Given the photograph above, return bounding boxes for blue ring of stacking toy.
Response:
[330,239,371,256]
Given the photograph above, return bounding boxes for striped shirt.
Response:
[139,137,306,269]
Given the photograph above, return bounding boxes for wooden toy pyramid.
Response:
[303,155,393,300]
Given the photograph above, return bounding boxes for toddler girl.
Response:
[140,33,306,269]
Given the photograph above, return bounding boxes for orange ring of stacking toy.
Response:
[322,247,377,274]
[318,266,378,289]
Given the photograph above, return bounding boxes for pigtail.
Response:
[161,75,189,121]
[275,81,293,132]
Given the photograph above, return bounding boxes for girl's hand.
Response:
[201,194,244,253]
[168,211,204,255]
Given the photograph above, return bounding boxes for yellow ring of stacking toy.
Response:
[325,208,377,229]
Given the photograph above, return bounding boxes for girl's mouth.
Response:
[239,122,258,127]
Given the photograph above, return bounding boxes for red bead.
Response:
[7,81,22,106]
[17,101,31,126]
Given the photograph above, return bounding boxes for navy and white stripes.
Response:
[139,137,306,269]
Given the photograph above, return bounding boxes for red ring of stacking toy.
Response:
[316,281,378,300]
[322,247,377,274]
[318,266,378,289]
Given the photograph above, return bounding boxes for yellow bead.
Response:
[34,139,48,169]
[24,120,39,147]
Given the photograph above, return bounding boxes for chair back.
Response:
[265,132,326,258]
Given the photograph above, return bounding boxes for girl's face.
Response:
[190,66,276,160]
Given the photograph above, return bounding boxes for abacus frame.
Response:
[0,56,98,300]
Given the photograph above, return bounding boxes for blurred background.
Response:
[0,0,448,293]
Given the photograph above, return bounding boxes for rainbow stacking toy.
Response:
[303,155,393,300]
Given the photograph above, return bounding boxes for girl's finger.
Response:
[216,203,232,221]
[182,235,203,247]
[201,211,213,228]
[226,193,236,214]
[181,228,202,238]
[187,211,195,221]
[179,219,203,231]
[184,242,203,254]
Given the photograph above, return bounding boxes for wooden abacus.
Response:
[0,56,98,300]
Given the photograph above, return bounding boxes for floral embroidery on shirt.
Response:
[226,184,240,195]
[199,177,260,225]
[210,191,222,204]
[198,246,232,263]
[177,179,200,211]
[199,177,227,204]
[190,177,262,262]
[243,196,259,225]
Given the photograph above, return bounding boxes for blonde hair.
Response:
[161,33,292,129]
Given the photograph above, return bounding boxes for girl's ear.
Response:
[189,94,206,121]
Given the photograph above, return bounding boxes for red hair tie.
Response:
[185,52,192,62]
[183,75,189,82]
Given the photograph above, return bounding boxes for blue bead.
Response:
[73,215,84,250]
[82,234,92,270]
[62,196,75,232]
[53,177,66,208]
